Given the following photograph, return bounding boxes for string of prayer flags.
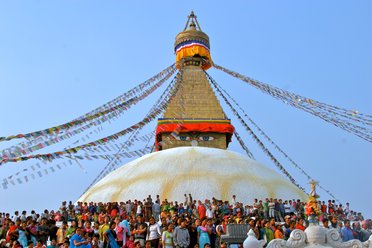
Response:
[1,146,152,190]
[0,64,175,143]
[80,69,185,194]
[0,71,182,166]
[214,64,372,143]
[0,67,176,160]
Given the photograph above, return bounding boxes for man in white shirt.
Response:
[152,200,161,222]
[231,195,236,206]
[206,206,214,219]
[12,211,20,222]
[20,211,27,222]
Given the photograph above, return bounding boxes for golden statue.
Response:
[306,180,321,217]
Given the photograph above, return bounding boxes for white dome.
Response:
[78,147,306,203]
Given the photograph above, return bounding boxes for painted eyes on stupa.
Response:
[171,133,191,141]
[171,133,215,141]
[199,136,215,141]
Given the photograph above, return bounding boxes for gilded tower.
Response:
[156,12,234,150]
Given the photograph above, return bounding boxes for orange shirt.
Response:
[274,229,283,239]
[6,225,18,242]
[328,204,334,213]
[160,211,167,219]
[111,209,118,218]
[198,205,206,220]
[295,224,305,231]
[321,204,327,213]
[81,213,89,222]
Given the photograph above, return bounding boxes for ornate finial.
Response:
[184,11,202,31]
[189,10,195,19]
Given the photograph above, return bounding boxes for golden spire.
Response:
[155,12,234,151]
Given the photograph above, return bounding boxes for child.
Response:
[123,236,135,248]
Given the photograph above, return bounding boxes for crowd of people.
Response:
[0,194,371,248]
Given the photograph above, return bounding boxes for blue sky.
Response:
[0,1,371,218]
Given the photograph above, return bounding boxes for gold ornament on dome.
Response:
[306,180,322,217]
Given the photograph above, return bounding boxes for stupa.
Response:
[77,12,307,203]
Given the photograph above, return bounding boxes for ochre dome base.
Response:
[78,147,306,203]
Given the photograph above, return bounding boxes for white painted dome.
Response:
[78,147,306,203]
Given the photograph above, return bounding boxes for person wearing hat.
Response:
[283,215,291,226]
[0,239,7,248]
